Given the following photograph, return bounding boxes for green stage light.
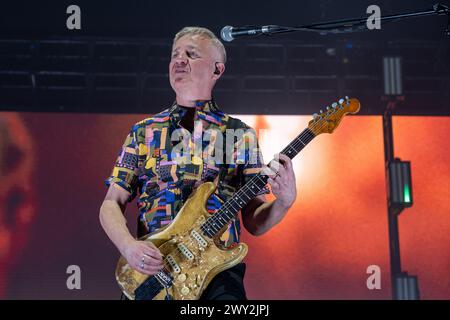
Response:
[388,159,413,213]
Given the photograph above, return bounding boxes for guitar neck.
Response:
[201,127,316,238]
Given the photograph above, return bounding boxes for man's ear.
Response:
[213,62,225,78]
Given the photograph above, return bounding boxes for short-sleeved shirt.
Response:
[105,100,268,248]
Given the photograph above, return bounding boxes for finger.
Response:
[268,178,279,190]
[143,251,163,263]
[134,259,164,271]
[142,253,153,259]
[278,154,293,170]
[261,165,276,178]
[145,241,159,250]
[133,250,162,267]
[142,255,164,267]
[141,244,163,259]
[268,159,281,172]
[136,265,162,276]
[142,264,164,272]
[274,164,286,177]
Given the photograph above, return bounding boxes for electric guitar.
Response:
[116,96,361,300]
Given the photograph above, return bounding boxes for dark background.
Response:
[0,0,449,115]
[0,0,445,40]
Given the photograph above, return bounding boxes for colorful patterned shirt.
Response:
[105,100,268,247]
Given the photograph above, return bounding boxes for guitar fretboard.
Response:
[200,127,316,238]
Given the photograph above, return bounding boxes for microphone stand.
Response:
[258,3,450,37]
[238,2,449,301]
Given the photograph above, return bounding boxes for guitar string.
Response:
[201,105,346,235]
[201,104,348,235]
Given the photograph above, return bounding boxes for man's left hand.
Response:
[265,153,297,209]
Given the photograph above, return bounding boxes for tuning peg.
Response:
[326,106,330,111]
[332,102,338,108]
[338,98,344,104]
[345,96,349,101]
[312,113,319,120]
[320,109,323,114]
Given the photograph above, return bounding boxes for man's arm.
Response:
[242,196,292,236]
[100,183,135,253]
[99,183,163,275]
[241,153,297,236]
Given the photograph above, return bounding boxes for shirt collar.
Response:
[169,99,224,126]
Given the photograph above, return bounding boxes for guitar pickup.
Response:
[166,254,181,273]
[190,230,208,248]
[177,243,194,260]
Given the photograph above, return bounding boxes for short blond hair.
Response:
[173,26,227,63]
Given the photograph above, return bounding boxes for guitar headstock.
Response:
[308,96,361,136]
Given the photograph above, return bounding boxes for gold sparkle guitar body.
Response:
[116,181,247,300]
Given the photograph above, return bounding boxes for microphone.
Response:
[220,25,282,42]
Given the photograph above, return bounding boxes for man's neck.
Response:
[176,95,212,108]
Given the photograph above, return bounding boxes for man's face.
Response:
[169,34,222,101]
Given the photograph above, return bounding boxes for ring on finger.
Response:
[140,262,145,269]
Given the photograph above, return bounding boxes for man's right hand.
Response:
[121,239,164,276]
[100,185,165,276]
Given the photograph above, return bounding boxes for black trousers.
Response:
[199,263,247,300]
[121,263,247,300]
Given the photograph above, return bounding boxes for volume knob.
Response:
[177,274,187,282]
[181,286,190,295]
